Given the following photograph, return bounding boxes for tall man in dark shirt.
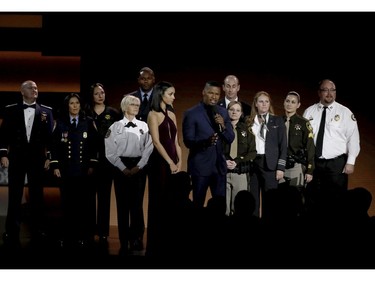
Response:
[183,81,235,208]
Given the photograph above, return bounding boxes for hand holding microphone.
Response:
[211,106,224,132]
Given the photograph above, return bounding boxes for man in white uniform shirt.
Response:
[303,79,360,208]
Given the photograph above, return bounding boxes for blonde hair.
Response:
[120,94,140,113]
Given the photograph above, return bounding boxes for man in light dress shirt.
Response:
[303,79,360,207]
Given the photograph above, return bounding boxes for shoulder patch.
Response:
[351,114,357,122]
[105,129,111,138]
[306,122,313,132]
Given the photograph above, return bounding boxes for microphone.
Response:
[211,105,223,132]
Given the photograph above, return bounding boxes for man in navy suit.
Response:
[0,80,54,247]
[183,81,235,208]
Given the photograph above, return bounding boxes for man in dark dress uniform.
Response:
[0,80,54,247]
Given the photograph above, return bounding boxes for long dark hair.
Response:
[150,81,175,113]
[84,82,105,117]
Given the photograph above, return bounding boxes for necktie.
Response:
[125,121,137,128]
[285,116,290,145]
[230,126,238,159]
[23,103,36,109]
[142,94,148,106]
[71,118,77,128]
[259,114,267,140]
[315,106,327,158]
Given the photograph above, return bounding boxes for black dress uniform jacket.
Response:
[49,114,99,243]
[0,102,53,238]
[50,115,99,175]
[0,102,53,160]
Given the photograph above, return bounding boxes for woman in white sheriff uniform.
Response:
[105,94,153,255]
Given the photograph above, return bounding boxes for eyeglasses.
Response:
[129,103,140,107]
[320,88,336,93]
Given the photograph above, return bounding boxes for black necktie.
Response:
[23,103,36,109]
[125,121,137,128]
[315,106,327,158]
[71,118,77,128]
[259,114,267,140]
[142,94,148,106]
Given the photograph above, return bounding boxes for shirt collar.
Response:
[70,116,79,123]
[23,102,36,106]
[225,97,237,107]
[123,117,137,124]
[319,102,334,110]
[140,89,153,98]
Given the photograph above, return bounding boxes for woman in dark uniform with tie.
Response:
[50,93,99,249]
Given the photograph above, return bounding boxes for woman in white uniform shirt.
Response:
[105,95,153,255]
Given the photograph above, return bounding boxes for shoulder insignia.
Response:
[105,129,111,138]
[351,114,357,122]
[308,132,314,139]
[306,122,313,132]
[41,104,52,110]
[105,114,111,120]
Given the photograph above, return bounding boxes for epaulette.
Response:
[41,104,52,110]
[5,103,17,108]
